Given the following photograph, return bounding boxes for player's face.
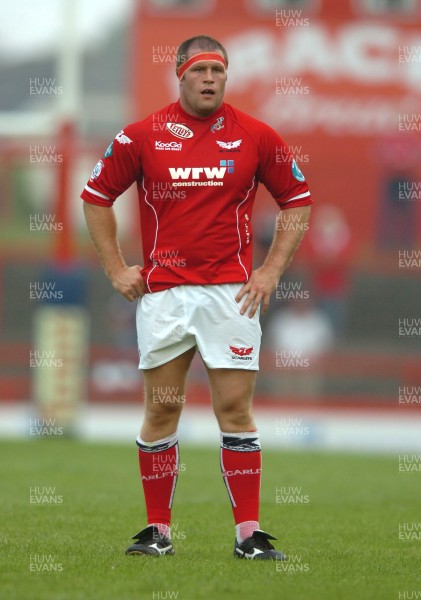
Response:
[179,49,227,118]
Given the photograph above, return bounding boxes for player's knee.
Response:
[145,386,186,410]
[214,400,253,429]
[144,395,184,426]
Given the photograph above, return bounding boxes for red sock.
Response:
[220,431,261,526]
[137,432,179,527]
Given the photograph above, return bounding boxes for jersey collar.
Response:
[176,99,225,123]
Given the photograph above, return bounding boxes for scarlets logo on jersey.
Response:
[229,345,254,361]
[216,139,242,152]
[115,130,132,144]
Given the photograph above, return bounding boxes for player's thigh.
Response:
[143,346,196,412]
[192,283,261,369]
[206,367,257,413]
[137,287,196,370]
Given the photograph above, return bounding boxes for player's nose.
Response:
[203,67,215,81]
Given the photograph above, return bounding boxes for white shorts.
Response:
[136,283,261,370]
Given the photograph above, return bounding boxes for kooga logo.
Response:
[166,123,194,139]
[169,166,226,180]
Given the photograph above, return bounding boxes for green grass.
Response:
[0,439,419,600]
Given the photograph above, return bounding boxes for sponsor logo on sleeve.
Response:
[90,159,104,180]
[210,116,224,133]
[103,142,113,158]
[291,159,305,182]
[166,123,194,139]
[115,130,132,144]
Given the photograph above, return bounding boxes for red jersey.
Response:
[81,100,312,293]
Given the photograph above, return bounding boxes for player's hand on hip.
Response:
[235,266,279,318]
[111,265,145,302]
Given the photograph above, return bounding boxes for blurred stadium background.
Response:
[1,0,421,451]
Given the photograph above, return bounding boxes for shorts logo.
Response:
[210,116,224,133]
[229,345,253,361]
[115,130,132,144]
[216,139,242,150]
[166,123,194,139]
[155,141,182,151]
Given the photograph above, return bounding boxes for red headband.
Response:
[177,52,227,80]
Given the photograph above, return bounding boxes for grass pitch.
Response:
[0,439,419,600]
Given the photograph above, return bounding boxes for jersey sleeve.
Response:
[256,124,312,210]
[81,126,142,207]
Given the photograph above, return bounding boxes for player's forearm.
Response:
[262,205,311,280]
[83,202,127,280]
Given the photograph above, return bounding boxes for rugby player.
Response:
[82,35,312,560]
